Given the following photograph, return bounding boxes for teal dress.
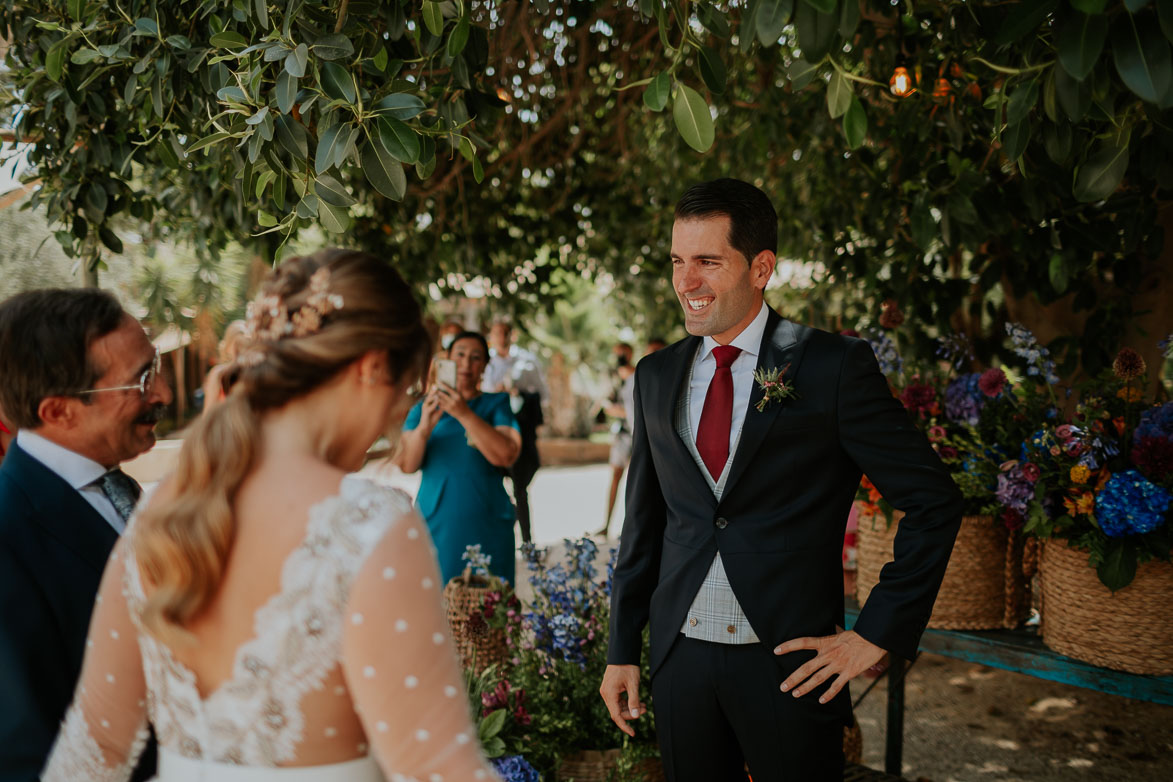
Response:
[404,392,520,585]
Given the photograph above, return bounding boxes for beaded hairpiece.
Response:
[238,267,345,367]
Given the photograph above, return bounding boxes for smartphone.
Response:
[434,358,457,389]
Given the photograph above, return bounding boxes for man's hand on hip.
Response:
[599,664,644,737]
[774,629,886,704]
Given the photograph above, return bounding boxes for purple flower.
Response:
[995,463,1033,514]
[492,755,541,782]
[944,373,984,425]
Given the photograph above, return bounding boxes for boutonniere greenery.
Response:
[753,363,800,412]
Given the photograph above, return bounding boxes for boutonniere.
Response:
[753,363,800,412]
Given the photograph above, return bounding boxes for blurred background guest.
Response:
[482,320,548,544]
[599,342,636,537]
[199,319,247,411]
[397,331,522,584]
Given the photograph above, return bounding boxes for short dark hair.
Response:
[674,178,778,263]
[0,289,125,428]
[448,330,490,358]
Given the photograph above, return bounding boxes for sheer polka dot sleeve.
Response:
[342,508,502,782]
[42,538,149,782]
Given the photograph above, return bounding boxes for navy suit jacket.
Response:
[607,309,963,722]
[0,441,154,782]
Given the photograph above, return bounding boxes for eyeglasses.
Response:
[77,349,162,401]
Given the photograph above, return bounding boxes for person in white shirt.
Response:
[0,288,172,782]
[482,320,549,544]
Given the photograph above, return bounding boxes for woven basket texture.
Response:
[1039,538,1173,676]
[855,507,1031,630]
[555,750,666,782]
[442,577,508,676]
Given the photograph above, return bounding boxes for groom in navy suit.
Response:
[0,289,169,782]
[600,179,963,780]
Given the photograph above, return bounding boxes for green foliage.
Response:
[1,0,1170,376]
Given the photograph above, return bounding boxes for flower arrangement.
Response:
[458,538,659,780]
[1016,349,1173,590]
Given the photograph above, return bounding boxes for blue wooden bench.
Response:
[844,599,1173,775]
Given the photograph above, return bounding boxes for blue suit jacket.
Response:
[0,441,154,782]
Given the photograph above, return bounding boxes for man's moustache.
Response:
[135,405,166,426]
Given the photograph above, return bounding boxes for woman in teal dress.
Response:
[396,331,522,584]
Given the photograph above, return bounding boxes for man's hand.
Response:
[774,630,886,704]
[599,664,644,737]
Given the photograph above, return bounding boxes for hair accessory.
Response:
[243,267,346,348]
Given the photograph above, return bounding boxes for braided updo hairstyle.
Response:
[135,249,431,642]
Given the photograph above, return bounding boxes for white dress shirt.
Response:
[687,301,770,480]
[16,430,126,533]
[481,344,550,404]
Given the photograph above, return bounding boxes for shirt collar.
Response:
[16,430,109,490]
[701,301,769,362]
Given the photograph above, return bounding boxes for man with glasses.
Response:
[0,288,168,782]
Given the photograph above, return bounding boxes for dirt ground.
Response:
[852,653,1173,782]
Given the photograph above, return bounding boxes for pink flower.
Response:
[978,368,1007,397]
[928,425,947,442]
[938,446,958,460]
[1049,446,1061,456]
[1021,462,1041,482]
[1055,424,1074,441]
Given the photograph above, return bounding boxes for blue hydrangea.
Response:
[1135,402,1173,443]
[944,373,984,425]
[1160,333,1172,359]
[1005,322,1059,384]
[866,329,903,377]
[492,754,541,782]
[1095,470,1173,537]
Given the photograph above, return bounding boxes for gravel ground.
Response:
[853,653,1173,782]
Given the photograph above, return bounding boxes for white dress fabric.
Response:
[42,475,501,782]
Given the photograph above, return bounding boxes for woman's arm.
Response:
[434,387,520,467]
[394,395,441,474]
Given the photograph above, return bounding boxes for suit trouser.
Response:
[652,635,845,782]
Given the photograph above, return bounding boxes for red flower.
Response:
[978,368,1006,397]
[1000,508,1024,530]
[1021,462,1040,482]
[840,329,861,337]
[879,299,905,329]
[938,445,958,460]
[1132,436,1173,483]
[900,382,937,415]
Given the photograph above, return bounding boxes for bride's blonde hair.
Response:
[135,249,431,643]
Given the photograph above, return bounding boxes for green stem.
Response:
[970,57,1052,76]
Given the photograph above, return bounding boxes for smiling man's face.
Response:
[671,216,773,345]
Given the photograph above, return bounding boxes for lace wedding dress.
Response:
[42,475,501,782]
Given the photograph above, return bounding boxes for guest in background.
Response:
[397,331,522,584]
[482,320,548,544]
[599,342,636,538]
[0,405,13,464]
[200,319,247,411]
[0,288,168,782]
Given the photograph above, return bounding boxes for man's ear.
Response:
[751,249,777,290]
[37,396,76,429]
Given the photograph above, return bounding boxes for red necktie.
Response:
[696,345,742,481]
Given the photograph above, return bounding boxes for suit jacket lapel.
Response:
[5,442,119,575]
[653,335,717,495]
[721,310,810,500]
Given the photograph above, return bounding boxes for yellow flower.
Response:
[1075,492,1095,516]
[1069,464,1090,484]
[1116,387,1143,403]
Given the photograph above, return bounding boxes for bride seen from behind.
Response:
[42,249,502,782]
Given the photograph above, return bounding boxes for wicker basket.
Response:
[442,575,508,676]
[1039,538,1173,675]
[555,750,666,782]
[855,507,1031,630]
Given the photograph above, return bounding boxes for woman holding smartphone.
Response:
[396,331,522,584]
